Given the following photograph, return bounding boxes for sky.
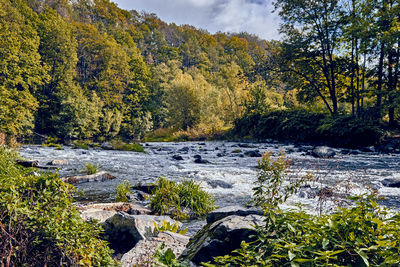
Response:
[112,0,281,40]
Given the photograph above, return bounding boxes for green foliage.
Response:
[111,141,145,153]
[206,150,400,266]
[233,110,384,148]
[83,163,99,175]
[153,220,188,235]
[154,244,188,267]
[211,195,400,266]
[252,151,311,210]
[115,180,131,202]
[0,147,115,266]
[72,140,90,150]
[150,177,216,220]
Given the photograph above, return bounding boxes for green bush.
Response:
[206,152,400,266]
[150,177,216,220]
[83,163,99,175]
[115,180,132,202]
[0,147,115,266]
[232,110,384,147]
[111,141,145,153]
[210,195,400,266]
[73,140,90,150]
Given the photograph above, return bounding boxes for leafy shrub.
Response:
[83,163,99,175]
[153,220,188,235]
[317,115,383,147]
[150,177,216,220]
[73,140,90,149]
[115,180,132,202]
[111,141,145,153]
[207,152,400,266]
[43,142,63,149]
[211,195,400,266]
[0,147,115,266]
[232,109,384,147]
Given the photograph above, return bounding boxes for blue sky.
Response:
[112,0,281,40]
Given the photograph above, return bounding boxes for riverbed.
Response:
[19,142,400,213]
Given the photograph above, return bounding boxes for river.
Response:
[19,141,400,213]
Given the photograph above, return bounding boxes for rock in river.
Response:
[381,178,400,188]
[311,146,336,158]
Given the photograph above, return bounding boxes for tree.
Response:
[275,0,344,115]
[0,0,46,138]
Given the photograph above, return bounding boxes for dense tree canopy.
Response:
[0,0,399,143]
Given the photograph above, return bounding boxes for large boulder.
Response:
[102,212,180,255]
[120,231,189,267]
[206,206,263,224]
[311,146,336,158]
[180,214,265,265]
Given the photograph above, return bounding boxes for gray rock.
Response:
[78,203,151,223]
[206,206,263,224]
[132,182,155,194]
[61,171,115,184]
[173,155,184,160]
[311,146,336,158]
[81,209,117,223]
[207,180,233,189]
[244,150,262,157]
[103,212,180,254]
[180,214,265,265]
[47,159,68,165]
[178,147,190,153]
[101,142,113,150]
[120,231,189,267]
[381,178,400,188]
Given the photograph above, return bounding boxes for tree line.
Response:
[0,0,399,144]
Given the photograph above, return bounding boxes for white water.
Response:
[19,141,400,212]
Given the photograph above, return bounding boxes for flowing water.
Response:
[19,141,400,212]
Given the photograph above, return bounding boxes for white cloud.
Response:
[112,0,280,40]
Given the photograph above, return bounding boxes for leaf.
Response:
[322,238,329,249]
[288,250,295,261]
[356,250,369,266]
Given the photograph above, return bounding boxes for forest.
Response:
[0,0,399,146]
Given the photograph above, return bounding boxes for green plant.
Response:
[154,244,188,267]
[210,195,400,266]
[73,140,90,150]
[111,141,145,153]
[116,180,132,202]
[232,149,242,153]
[150,177,216,220]
[0,147,116,266]
[153,220,188,235]
[83,163,99,175]
[206,152,400,266]
[252,151,311,209]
